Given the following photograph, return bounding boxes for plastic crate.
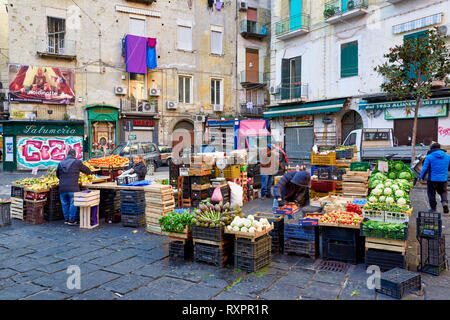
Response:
[11,185,25,199]
[284,238,318,258]
[284,222,316,241]
[310,165,339,181]
[322,239,361,264]
[321,226,359,242]
[120,202,145,215]
[419,236,448,276]
[194,242,232,267]
[417,211,442,239]
[336,148,354,159]
[240,165,248,172]
[24,190,48,201]
[365,248,406,271]
[310,180,336,192]
[311,152,336,166]
[191,224,229,242]
[120,190,145,202]
[191,175,210,185]
[44,204,63,221]
[234,234,271,258]
[116,175,139,186]
[376,268,421,299]
[0,202,11,227]
[223,165,241,179]
[362,209,385,222]
[169,240,193,260]
[360,220,408,241]
[350,161,370,172]
[191,189,209,200]
[25,200,46,225]
[234,251,272,272]
[122,214,146,228]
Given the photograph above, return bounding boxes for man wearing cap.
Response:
[56,149,93,225]
[273,170,311,208]
[420,142,450,213]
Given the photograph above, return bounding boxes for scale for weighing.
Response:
[216,158,226,178]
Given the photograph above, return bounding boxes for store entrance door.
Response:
[394,118,438,146]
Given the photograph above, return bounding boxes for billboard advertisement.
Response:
[8,64,75,104]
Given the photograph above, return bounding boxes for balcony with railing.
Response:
[324,0,369,24]
[121,98,159,116]
[125,0,155,4]
[240,70,269,86]
[240,104,266,117]
[275,14,310,40]
[36,36,77,60]
[272,81,309,103]
[239,20,269,39]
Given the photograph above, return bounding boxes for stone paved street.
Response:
[0,184,449,300]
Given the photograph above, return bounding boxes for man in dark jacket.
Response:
[420,143,450,213]
[273,170,311,208]
[56,149,92,225]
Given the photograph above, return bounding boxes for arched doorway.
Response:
[341,110,363,143]
[172,120,194,153]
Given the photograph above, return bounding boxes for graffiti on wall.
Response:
[17,136,83,169]
[438,126,450,137]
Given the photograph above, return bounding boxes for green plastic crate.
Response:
[350,161,370,171]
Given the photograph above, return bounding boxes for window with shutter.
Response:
[404,30,428,80]
[281,59,290,100]
[177,25,192,51]
[211,79,222,105]
[129,17,146,37]
[341,41,358,78]
[178,76,192,104]
[211,30,223,55]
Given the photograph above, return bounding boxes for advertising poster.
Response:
[5,137,13,162]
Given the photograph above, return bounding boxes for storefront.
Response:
[120,118,158,144]
[283,116,314,160]
[359,97,450,146]
[0,120,85,171]
[206,119,238,153]
[84,105,119,158]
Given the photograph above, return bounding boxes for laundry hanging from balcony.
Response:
[124,35,158,74]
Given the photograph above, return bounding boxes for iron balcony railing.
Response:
[239,20,269,37]
[324,0,369,19]
[275,14,310,37]
[274,81,309,101]
[121,98,158,113]
[36,36,76,57]
[240,104,266,117]
[240,70,270,85]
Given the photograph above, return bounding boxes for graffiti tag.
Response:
[438,126,450,137]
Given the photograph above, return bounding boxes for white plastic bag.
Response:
[228,182,243,208]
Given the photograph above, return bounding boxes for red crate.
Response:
[311,180,336,192]
[24,190,48,201]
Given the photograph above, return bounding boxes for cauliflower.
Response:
[372,188,382,196]
[240,226,248,233]
[397,198,407,205]
[260,218,269,226]
[238,219,246,228]
[384,188,392,196]
[385,196,395,204]
[232,226,240,232]
[369,196,378,203]
[375,184,384,190]
[248,227,256,233]
[379,196,386,202]
[391,184,400,190]
[227,225,233,232]
[395,189,405,197]
[247,215,254,221]
[243,219,252,228]
[384,181,393,187]
[253,221,262,229]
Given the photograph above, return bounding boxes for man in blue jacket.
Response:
[273,170,311,208]
[56,149,92,225]
[420,143,450,213]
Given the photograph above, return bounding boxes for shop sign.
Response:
[123,119,155,130]
[8,64,75,104]
[360,98,450,110]
[284,116,313,127]
[16,136,83,169]
[384,105,447,120]
[6,124,84,136]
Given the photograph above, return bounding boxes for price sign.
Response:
[378,160,388,173]
[179,168,189,176]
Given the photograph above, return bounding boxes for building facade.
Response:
[266,0,450,161]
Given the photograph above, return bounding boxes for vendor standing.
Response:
[56,149,92,225]
[260,144,278,199]
[119,155,147,180]
[273,170,311,208]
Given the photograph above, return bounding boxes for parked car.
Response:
[111,141,162,174]
[158,145,172,166]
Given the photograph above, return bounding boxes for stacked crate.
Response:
[0,201,11,227]
[335,146,358,169]
[342,170,370,197]
[321,226,365,264]
[192,225,233,267]
[376,268,421,299]
[24,188,48,225]
[169,239,194,260]
[44,187,63,221]
[145,184,175,234]
[255,213,284,253]
[417,211,448,276]
[120,190,146,228]
[10,185,25,220]
[190,173,211,207]
[100,189,120,222]
[210,181,230,204]
[284,218,319,258]
[234,234,272,272]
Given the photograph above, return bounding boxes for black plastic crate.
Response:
[122,214,146,228]
[120,190,145,202]
[284,238,318,258]
[376,268,421,299]
[120,202,145,215]
[0,202,11,227]
[321,226,359,242]
[336,148,354,159]
[191,189,209,200]
[234,234,271,258]
[417,211,442,239]
[365,249,406,271]
[44,204,63,221]
[419,236,448,276]
[11,185,24,199]
[169,240,193,260]
[194,242,232,267]
[322,239,363,264]
[191,175,210,185]
[234,251,272,272]
[271,235,284,253]
[284,222,316,241]
[191,225,229,242]
[116,175,139,186]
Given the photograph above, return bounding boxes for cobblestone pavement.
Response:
[0,185,449,300]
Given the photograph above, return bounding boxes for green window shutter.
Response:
[281,59,290,100]
[404,30,428,80]
[341,41,358,78]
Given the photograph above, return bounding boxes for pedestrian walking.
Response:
[56,149,92,225]
[420,142,450,213]
[273,170,311,208]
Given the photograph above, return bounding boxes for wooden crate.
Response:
[74,190,100,207]
[225,224,274,242]
[365,237,407,255]
[146,224,162,235]
[11,197,25,220]
[80,205,100,229]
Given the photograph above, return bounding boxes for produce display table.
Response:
[82,182,147,191]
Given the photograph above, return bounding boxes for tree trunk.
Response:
[411,97,422,162]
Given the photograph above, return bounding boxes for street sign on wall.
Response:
[128,134,137,140]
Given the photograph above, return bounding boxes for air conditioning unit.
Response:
[166,101,178,110]
[438,25,448,36]
[149,88,161,96]
[238,1,247,11]
[270,86,280,94]
[213,104,223,112]
[140,102,155,113]
[195,115,206,122]
[114,86,127,95]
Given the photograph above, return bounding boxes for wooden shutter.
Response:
[341,41,358,78]
[177,26,192,51]
[247,8,257,22]
[281,59,290,100]
[211,31,222,55]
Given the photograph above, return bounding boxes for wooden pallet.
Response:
[365,237,407,255]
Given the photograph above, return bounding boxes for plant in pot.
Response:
[347,0,355,10]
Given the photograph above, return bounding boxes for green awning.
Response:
[264,99,347,118]
[359,97,450,110]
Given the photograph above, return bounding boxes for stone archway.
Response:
[341,110,363,142]
[172,119,195,151]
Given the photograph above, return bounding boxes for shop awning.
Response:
[263,98,347,118]
[359,97,450,110]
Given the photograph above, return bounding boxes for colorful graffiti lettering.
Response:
[17,136,83,169]
[438,126,450,137]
